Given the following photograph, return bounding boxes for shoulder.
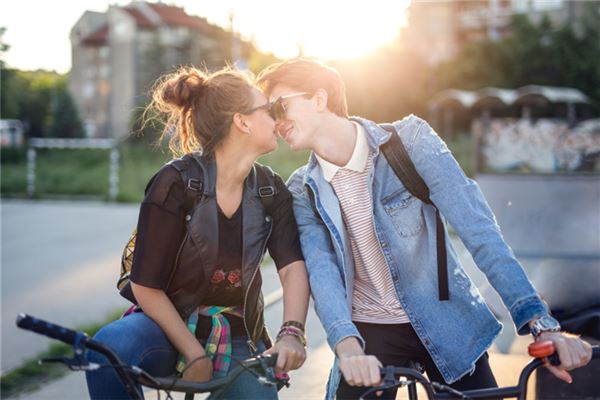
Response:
[143,163,184,207]
[390,114,441,155]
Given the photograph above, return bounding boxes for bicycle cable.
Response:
[430,381,473,400]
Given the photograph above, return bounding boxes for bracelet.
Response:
[277,325,305,338]
[281,320,305,331]
[276,327,307,347]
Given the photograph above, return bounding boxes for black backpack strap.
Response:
[168,154,204,216]
[255,164,278,215]
[380,123,449,301]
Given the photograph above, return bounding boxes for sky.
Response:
[0,0,410,73]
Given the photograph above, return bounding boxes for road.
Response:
[2,199,538,399]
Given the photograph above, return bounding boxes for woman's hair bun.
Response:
[160,68,207,109]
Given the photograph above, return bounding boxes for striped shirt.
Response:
[316,123,409,324]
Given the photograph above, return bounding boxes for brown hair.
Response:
[145,66,255,157]
[257,58,348,118]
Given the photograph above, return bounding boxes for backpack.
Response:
[307,123,449,301]
[117,153,279,303]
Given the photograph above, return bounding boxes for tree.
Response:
[47,78,85,138]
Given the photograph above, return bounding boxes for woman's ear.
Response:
[314,88,328,112]
[232,113,250,133]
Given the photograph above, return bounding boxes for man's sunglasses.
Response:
[247,92,308,120]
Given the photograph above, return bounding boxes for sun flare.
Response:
[196,1,410,61]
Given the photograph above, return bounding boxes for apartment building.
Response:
[69,2,229,139]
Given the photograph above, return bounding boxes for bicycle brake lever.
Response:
[256,356,279,386]
[40,356,99,372]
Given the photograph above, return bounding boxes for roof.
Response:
[430,85,590,110]
[79,2,216,46]
[123,7,155,29]
[147,3,213,34]
[81,25,109,46]
[429,89,479,109]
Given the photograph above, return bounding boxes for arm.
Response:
[265,260,310,372]
[403,116,548,333]
[402,116,592,381]
[287,171,381,386]
[128,166,211,381]
[130,283,212,381]
[287,172,362,350]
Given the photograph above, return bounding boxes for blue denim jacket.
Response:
[287,115,549,399]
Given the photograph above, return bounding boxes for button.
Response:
[265,216,272,222]
[185,215,191,221]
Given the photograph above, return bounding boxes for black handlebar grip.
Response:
[16,313,85,345]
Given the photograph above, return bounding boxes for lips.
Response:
[278,124,294,141]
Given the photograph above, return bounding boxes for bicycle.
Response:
[16,313,288,400]
[357,341,599,400]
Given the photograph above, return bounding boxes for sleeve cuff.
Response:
[510,295,550,335]
[327,320,365,352]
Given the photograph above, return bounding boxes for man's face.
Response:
[269,84,319,151]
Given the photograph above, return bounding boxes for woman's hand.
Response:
[182,354,213,382]
[264,335,306,373]
[538,331,593,384]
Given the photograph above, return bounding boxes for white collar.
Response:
[315,121,369,182]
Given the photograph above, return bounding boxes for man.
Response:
[257,59,592,400]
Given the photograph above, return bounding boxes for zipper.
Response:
[242,217,273,353]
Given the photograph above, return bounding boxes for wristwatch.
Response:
[530,315,561,337]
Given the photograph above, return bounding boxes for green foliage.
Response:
[435,7,600,111]
[47,78,85,138]
[0,309,126,398]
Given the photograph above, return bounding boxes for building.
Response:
[404,0,593,66]
[69,2,230,139]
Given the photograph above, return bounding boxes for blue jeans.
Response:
[85,312,278,399]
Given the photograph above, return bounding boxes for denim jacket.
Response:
[287,115,549,399]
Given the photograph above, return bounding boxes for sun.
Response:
[197,0,410,61]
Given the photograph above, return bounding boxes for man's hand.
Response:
[335,337,382,387]
[264,335,307,373]
[537,331,593,384]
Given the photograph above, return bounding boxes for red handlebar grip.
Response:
[528,340,555,358]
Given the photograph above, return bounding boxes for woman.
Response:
[85,66,310,399]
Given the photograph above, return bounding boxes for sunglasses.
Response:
[247,92,308,120]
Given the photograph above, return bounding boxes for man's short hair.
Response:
[257,58,348,118]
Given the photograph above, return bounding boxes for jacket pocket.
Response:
[382,189,424,236]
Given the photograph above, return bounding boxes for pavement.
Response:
[3,199,540,399]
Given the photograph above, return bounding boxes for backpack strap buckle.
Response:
[258,186,276,198]
[187,178,202,192]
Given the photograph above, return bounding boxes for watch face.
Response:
[536,316,560,332]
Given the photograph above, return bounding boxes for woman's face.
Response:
[244,88,278,154]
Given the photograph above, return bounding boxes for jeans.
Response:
[336,322,498,400]
[85,312,278,399]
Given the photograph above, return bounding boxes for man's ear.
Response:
[232,113,249,133]
[314,88,328,112]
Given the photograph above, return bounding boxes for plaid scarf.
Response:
[176,305,244,378]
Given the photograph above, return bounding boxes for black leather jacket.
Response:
[165,155,276,352]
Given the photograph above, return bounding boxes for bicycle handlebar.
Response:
[137,354,279,393]
[16,313,88,346]
[15,313,282,399]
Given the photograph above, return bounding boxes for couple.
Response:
[86,59,592,400]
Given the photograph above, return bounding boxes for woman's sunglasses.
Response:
[247,92,308,120]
